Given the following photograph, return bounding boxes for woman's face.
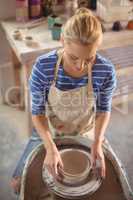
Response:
[62,39,99,74]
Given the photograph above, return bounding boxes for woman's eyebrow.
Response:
[68,53,94,60]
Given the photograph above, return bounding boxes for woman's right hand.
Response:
[44,144,63,177]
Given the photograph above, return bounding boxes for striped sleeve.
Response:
[96,64,117,112]
[29,58,48,115]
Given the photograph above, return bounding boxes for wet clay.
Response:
[60,150,89,175]
[24,148,49,200]
[24,146,126,200]
[55,156,126,200]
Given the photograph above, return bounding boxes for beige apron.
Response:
[46,49,96,140]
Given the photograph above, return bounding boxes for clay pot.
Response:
[24,36,33,46]
[13,30,22,40]
[127,20,133,30]
[43,137,103,199]
[112,21,123,31]
[57,148,92,185]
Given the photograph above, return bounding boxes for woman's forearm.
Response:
[94,112,111,145]
[32,115,56,152]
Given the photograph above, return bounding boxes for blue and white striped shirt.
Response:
[29,50,116,115]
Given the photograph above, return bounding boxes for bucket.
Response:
[51,23,62,40]
[47,15,62,30]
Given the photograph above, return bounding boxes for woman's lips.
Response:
[74,66,83,71]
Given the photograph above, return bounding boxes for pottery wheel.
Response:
[43,139,102,199]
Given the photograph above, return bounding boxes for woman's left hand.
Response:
[91,141,106,178]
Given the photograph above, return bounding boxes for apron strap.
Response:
[54,49,64,83]
[87,62,96,112]
[87,64,93,94]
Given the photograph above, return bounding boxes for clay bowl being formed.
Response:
[58,148,91,186]
[43,137,103,199]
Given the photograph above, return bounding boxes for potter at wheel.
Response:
[20,137,132,200]
[43,142,102,199]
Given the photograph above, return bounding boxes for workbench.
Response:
[1,18,133,133]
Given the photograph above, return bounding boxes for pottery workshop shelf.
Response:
[1,18,62,64]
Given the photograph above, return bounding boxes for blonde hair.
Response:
[62,8,102,45]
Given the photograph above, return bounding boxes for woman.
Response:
[11,8,116,194]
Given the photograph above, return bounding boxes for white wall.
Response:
[0,0,16,64]
[0,0,16,20]
[0,0,16,104]
[97,0,132,22]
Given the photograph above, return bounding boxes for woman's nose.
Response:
[76,60,85,70]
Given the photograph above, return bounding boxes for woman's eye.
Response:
[69,55,78,61]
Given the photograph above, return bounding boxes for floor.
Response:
[0,105,29,200]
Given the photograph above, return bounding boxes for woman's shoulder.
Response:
[92,53,116,85]
[94,53,115,72]
[31,50,58,83]
[37,49,58,64]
